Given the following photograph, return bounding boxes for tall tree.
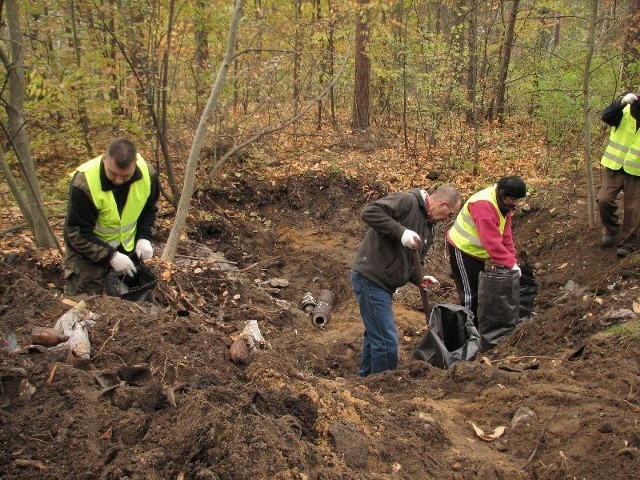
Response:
[583,0,598,228]
[0,0,58,249]
[622,0,640,89]
[489,0,520,123]
[352,0,370,130]
[162,0,247,261]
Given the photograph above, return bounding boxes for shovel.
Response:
[412,250,431,324]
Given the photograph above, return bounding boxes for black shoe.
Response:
[617,247,634,258]
[600,234,616,247]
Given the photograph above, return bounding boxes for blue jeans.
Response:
[351,270,398,376]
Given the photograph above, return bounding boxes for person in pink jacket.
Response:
[446,176,526,323]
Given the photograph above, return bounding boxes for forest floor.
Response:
[1,124,639,479]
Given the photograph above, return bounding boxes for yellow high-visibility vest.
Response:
[74,154,150,251]
[601,105,640,176]
[448,185,506,259]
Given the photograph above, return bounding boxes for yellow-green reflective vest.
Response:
[74,154,151,251]
[448,186,506,259]
[601,105,640,176]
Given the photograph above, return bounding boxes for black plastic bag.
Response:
[519,263,537,320]
[413,303,480,369]
[477,269,519,351]
[105,257,157,302]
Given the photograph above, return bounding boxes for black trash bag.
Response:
[104,257,157,302]
[519,263,537,320]
[413,303,480,369]
[477,269,519,351]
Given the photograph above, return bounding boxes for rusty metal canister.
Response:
[312,289,335,328]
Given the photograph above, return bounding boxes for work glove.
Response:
[110,252,137,277]
[135,239,153,260]
[420,275,440,290]
[510,263,522,278]
[622,93,638,105]
[401,229,421,249]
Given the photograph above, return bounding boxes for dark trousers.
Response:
[64,252,109,296]
[597,167,640,251]
[448,243,485,325]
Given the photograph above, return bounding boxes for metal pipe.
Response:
[312,289,335,328]
[300,292,317,314]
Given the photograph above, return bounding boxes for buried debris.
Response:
[229,320,267,365]
[311,289,335,328]
[53,301,98,360]
[230,336,250,364]
[31,327,69,347]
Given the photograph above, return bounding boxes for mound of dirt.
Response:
[1,173,639,479]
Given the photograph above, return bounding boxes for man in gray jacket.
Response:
[351,185,462,376]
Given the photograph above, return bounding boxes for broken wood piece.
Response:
[46,364,58,384]
[164,385,177,408]
[242,320,266,350]
[31,327,69,347]
[13,458,46,469]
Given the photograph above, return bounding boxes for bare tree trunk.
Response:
[193,0,210,118]
[70,0,93,155]
[0,147,35,232]
[316,0,323,130]
[490,0,520,123]
[466,0,478,124]
[583,0,598,228]
[162,0,247,262]
[327,0,337,128]
[622,0,640,90]
[352,0,370,131]
[2,0,57,249]
[293,0,302,114]
[105,0,124,116]
[399,1,408,149]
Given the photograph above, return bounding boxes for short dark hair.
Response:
[106,138,137,169]
[497,176,526,199]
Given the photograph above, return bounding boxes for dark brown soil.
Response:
[1,172,639,480]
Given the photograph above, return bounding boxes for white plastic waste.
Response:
[53,301,98,359]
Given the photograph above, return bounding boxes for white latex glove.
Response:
[510,263,522,278]
[135,239,153,260]
[110,252,137,277]
[400,229,421,249]
[420,275,440,290]
[622,93,638,105]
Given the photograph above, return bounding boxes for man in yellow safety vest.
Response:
[598,92,640,258]
[63,138,159,296]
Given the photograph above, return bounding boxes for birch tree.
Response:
[583,0,598,228]
[0,0,58,250]
[162,0,247,261]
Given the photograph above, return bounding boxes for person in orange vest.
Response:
[63,138,159,296]
[598,92,640,258]
[447,176,526,323]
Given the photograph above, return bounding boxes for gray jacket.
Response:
[352,188,435,293]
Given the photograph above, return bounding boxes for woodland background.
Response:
[1,0,640,251]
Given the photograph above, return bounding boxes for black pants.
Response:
[448,243,485,325]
